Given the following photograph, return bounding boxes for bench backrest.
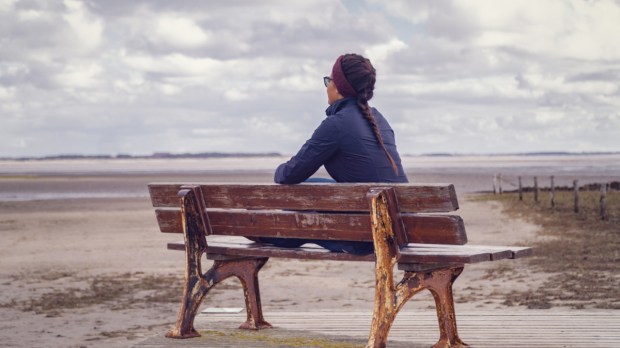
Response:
[148,183,467,245]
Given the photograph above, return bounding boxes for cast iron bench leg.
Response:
[167,187,271,338]
[426,267,469,348]
[237,257,272,330]
[368,268,470,348]
[367,188,411,348]
[366,188,469,348]
[166,258,272,338]
[166,187,209,338]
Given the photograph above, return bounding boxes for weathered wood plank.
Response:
[409,244,533,259]
[155,209,468,245]
[148,183,459,213]
[167,240,495,264]
[454,244,533,259]
[401,244,513,260]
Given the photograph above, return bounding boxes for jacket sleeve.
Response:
[274,116,340,184]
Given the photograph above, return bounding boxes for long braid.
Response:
[342,54,398,174]
[357,98,398,174]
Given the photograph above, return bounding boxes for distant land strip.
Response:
[415,151,620,157]
[1,152,283,161]
[1,151,619,161]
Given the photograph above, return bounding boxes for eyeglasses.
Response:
[323,76,332,87]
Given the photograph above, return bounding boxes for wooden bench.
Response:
[148,183,532,348]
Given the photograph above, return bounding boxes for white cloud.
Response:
[376,0,620,61]
[152,15,209,48]
[533,110,567,126]
[17,9,45,21]
[158,83,181,95]
[53,62,102,88]
[224,89,250,101]
[461,0,620,61]
[0,86,15,100]
[0,0,17,12]
[62,0,103,52]
[364,38,408,67]
[523,74,618,95]
[122,52,221,76]
[400,75,541,100]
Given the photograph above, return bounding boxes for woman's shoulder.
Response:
[370,107,393,128]
[370,106,384,119]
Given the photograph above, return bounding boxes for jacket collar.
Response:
[325,97,356,116]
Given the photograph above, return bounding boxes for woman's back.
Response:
[265,53,408,254]
[321,98,407,183]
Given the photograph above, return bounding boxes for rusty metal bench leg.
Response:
[426,267,469,348]
[366,263,398,348]
[166,187,210,339]
[236,257,272,330]
[368,267,470,348]
[366,188,412,348]
[165,260,222,338]
[367,269,428,348]
[167,187,272,338]
[167,258,272,338]
[366,187,470,348]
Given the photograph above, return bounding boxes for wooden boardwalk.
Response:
[134,309,620,347]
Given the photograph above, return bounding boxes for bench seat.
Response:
[167,237,532,264]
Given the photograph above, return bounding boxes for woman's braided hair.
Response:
[340,54,398,174]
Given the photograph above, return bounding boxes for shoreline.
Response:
[0,170,617,203]
[1,152,618,175]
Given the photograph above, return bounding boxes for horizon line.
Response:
[2,150,620,161]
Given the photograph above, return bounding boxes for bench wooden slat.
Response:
[154,209,467,245]
[408,244,533,259]
[405,244,533,260]
[458,245,532,259]
[166,240,496,264]
[401,245,511,261]
[167,241,375,262]
[148,183,459,213]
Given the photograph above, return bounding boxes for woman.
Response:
[258,53,408,254]
[275,53,408,184]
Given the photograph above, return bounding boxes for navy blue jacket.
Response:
[274,98,408,184]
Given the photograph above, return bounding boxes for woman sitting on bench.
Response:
[255,53,408,255]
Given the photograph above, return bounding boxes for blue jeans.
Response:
[253,177,374,255]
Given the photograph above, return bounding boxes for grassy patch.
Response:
[200,329,364,348]
[476,188,620,309]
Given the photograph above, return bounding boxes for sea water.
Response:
[0,154,618,201]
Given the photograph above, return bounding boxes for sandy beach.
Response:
[0,166,612,348]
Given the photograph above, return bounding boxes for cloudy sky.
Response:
[1,0,619,157]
